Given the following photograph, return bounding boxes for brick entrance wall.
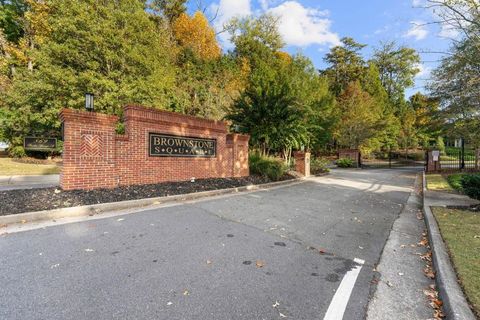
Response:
[60,105,249,190]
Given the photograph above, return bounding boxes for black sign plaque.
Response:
[24,137,57,151]
[149,133,216,158]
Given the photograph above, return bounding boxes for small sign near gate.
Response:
[432,150,440,162]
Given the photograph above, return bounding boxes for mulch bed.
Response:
[1,175,294,216]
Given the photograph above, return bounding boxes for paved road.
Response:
[0,169,418,320]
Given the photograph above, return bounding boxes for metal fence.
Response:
[438,147,479,171]
[361,150,425,168]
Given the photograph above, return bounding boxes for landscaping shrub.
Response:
[8,146,26,158]
[310,157,330,174]
[249,153,287,181]
[461,174,480,200]
[447,173,465,191]
[336,158,354,168]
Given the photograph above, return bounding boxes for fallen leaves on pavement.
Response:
[256,260,265,268]
[418,230,444,319]
[423,285,445,319]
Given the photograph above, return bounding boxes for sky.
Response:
[186,0,460,98]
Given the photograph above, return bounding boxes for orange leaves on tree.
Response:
[172,12,221,61]
[275,51,292,65]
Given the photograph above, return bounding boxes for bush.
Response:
[249,153,287,181]
[8,146,26,158]
[447,173,465,191]
[311,157,330,174]
[336,158,354,168]
[461,174,480,200]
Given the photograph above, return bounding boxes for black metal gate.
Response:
[361,150,426,168]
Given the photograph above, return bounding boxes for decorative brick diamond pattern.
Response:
[81,133,103,158]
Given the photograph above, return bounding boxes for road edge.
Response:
[0,175,321,227]
[422,172,476,320]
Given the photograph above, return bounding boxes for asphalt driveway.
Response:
[0,168,418,320]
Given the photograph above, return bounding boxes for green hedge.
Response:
[447,173,465,191]
[336,158,354,168]
[249,153,287,181]
[8,146,26,158]
[461,174,480,200]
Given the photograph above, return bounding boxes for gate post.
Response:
[426,150,441,172]
[476,148,480,170]
[294,151,310,177]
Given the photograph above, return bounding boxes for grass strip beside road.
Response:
[426,174,454,192]
[0,158,60,176]
[432,207,480,317]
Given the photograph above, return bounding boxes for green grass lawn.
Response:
[426,174,454,192]
[433,207,480,317]
[0,157,61,176]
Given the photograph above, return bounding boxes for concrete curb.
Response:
[422,172,476,320]
[0,174,59,185]
[0,175,319,226]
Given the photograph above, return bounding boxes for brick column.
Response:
[227,133,250,177]
[426,150,441,172]
[294,151,310,177]
[60,109,119,190]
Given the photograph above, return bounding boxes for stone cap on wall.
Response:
[124,105,228,133]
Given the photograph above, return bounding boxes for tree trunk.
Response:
[27,40,34,71]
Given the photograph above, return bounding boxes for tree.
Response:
[334,81,382,150]
[426,0,480,41]
[1,0,177,146]
[227,14,284,69]
[372,41,420,105]
[226,60,308,163]
[172,11,221,61]
[397,102,418,156]
[430,35,480,120]
[169,52,243,119]
[427,1,480,147]
[408,92,441,147]
[150,0,187,23]
[322,37,367,96]
[288,54,335,152]
[226,15,335,161]
[0,0,27,44]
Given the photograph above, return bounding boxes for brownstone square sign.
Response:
[60,105,249,190]
[149,133,216,158]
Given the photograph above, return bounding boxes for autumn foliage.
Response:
[173,12,221,61]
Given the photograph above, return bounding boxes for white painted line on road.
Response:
[323,258,365,320]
